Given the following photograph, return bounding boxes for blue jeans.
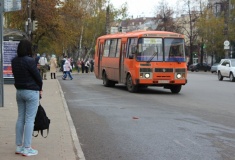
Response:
[63,71,73,79]
[15,90,39,147]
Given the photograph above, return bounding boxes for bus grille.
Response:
[140,68,153,72]
[155,68,173,72]
[175,68,186,72]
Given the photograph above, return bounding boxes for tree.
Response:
[176,0,203,65]
[153,1,176,32]
[197,8,224,62]
[4,0,127,60]
[5,0,66,54]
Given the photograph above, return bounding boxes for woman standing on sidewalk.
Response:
[49,54,58,79]
[11,40,43,157]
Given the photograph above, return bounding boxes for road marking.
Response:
[173,140,186,148]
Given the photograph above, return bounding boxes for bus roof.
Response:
[98,30,184,39]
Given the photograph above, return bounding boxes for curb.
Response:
[57,80,85,160]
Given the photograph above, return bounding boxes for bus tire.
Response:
[170,85,181,94]
[103,71,115,87]
[126,74,138,92]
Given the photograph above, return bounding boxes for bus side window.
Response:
[99,43,104,58]
[116,39,121,57]
[103,40,110,57]
[127,38,138,58]
[109,39,117,57]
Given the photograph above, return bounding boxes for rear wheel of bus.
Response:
[126,74,138,93]
[102,71,115,87]
[170,85,182,94]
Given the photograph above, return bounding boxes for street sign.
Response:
[224,40,230,46]
[224,45,230,50]
[4,0,21,12]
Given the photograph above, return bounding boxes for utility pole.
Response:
[0,0,4,107]
[199,0,204,64]
[105,4,110,34]
[27,0,32,41]
[224,0,230,58]
[188,0,193,65]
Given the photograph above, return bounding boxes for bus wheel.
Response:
[126,74,138,92]
[170,85,181,94]
[103,72,115,87]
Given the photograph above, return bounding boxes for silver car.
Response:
[210,63,219,73]
[217,59,235,82]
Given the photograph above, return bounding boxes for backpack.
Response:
[33,103,50,138]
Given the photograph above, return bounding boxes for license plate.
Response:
[158,80,169,83]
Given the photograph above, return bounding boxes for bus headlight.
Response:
[144,73,150,78]
[176,73,182,79]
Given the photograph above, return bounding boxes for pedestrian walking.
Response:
[70,58,74,69]
[62,60,73,80]
[90,59,94,72]
[35,53,40,65]
[80,59,85,73]
[11,39,43,157]
[49,54,57,79]
[85,60,90,73]
[38,53,48,80]
[60,55,66,72]
[35,53,41,72]
[77,58,81,73]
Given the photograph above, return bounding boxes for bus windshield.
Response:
[137,38,163,61]
[164,38,185,62]
[136,38,185,62]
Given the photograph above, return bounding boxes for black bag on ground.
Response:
[33,103,50,138]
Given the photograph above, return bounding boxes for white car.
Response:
[217,59,235,82]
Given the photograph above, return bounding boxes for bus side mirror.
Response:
[131,46,137,54]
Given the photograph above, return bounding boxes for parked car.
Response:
[217,59,235,82]
[188,63,211,72]
[210,63,219,73]
[210,59,226,73]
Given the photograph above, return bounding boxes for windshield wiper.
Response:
[147,51,158,63]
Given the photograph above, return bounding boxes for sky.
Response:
[109,0,178,18]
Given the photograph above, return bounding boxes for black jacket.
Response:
[11,56,43,91]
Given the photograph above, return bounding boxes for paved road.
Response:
[59,72,235,160]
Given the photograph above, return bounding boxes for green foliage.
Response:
[197,8,226,58]
[4,0,127,59]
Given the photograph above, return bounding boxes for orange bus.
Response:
[94,30,187,93]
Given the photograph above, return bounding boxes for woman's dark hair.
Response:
[17,39,33,57]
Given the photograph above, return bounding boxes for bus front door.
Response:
[120,43,126,83]
[98,42,103,79]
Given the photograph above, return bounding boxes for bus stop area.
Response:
[0,74,85,160]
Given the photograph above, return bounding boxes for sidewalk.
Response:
[0,73,85,160]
